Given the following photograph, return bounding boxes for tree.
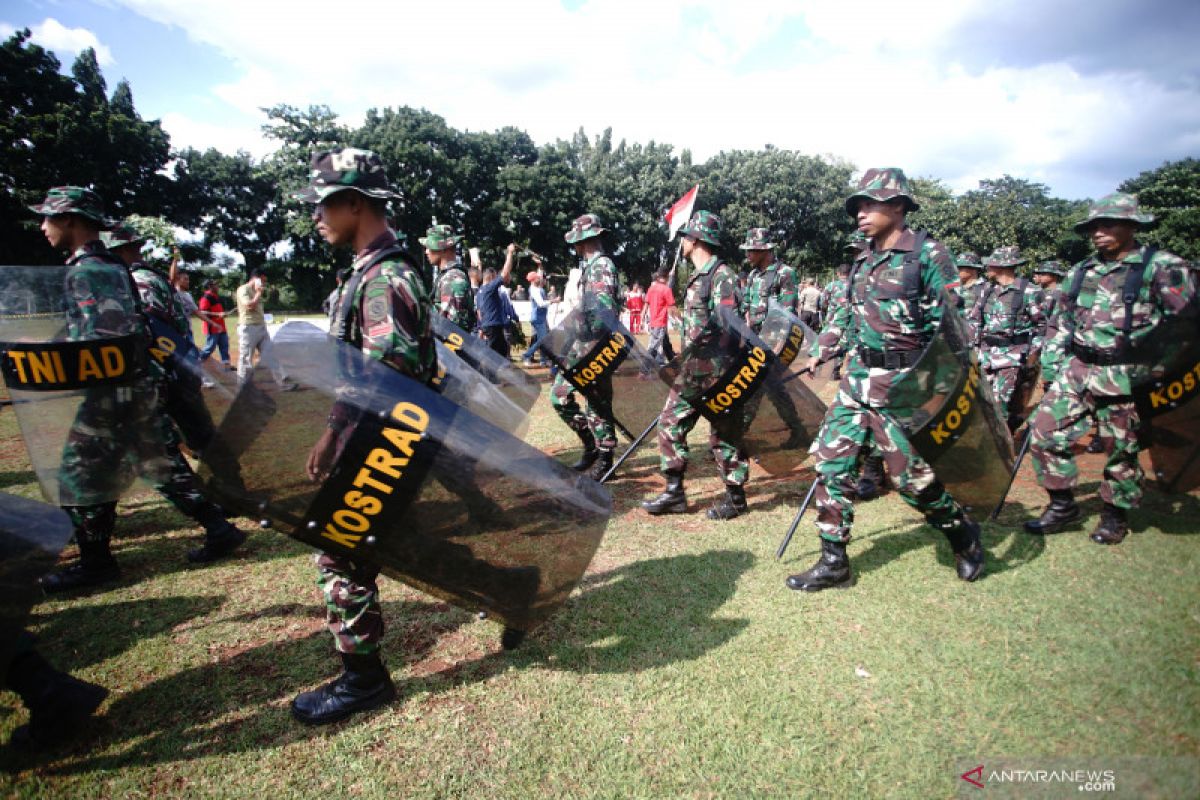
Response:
[1119,158,1200,262]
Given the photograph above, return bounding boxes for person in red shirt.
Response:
[626,282,645,334]
[197,279,232,369]
[645,267,676,365]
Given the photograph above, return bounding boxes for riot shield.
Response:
[1133,322,1200,494]
[666,305,825,474]
[537,302,670,443]
[888,306,1015,511]
[0,492,73,670]
[0,265,170,506]
[197,322,611,632]
[431,315,539,414]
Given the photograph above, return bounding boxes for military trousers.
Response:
[654,386,749,485]
[1029,366,1144,509]
[550,373,617,450]
[315,553,383,655]
[810,397,963,542]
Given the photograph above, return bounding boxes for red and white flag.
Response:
[664,184,699,238]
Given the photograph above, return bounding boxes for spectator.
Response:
[798,278,823,329]
[626,282,646,334]
[172,270,201,345]
[322,268,351,321]
[645,266,676,367]
[522,269,550,366]
[475,244,519,356]
[197,279,233,370]
[235,271,295,389]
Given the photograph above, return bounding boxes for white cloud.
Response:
[110,0,1199,198]
[1,17,116,66]
[160,111,272,159]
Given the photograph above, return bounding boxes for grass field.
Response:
[0,321,1197,798]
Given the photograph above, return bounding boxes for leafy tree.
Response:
[1119,158,1200,262]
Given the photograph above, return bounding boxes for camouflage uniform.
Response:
[293,148,436,655]
[970,247,1046,426]
[1029,194,1196,520]
[654,212,749,486]
[740,228,798,333]
[550,215,619,455]
[420,225,476,332]
[808,170,968,544]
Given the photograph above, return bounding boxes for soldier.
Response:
[971,246,1046,433]
[1024,193,1196,544]
[101,223,247,561]
[550,214,620,481]
[787,168,983,592]
[421,223,476,333]
[291,147,437,724]
[641,211,752,520]
[741,228,797,332]
[953,251,987,328]
[28,189,245,593]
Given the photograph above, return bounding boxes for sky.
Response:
[2,0,1198,200]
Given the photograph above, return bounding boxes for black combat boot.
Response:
[938,516,985,582]
[786,537,853,591]
[642,472,687,515]
[291,652,396,726]
[6,649,108,749]
[39,540,121,594]
[855,455,889,501]
[1090,503,1129,545]
[1023,489,1081,534]
[187,516,248,564]
[706,484,748,520]
[588,449,614,482]
[569,427,599,472]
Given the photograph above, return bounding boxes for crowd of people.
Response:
[2,149,1195,751]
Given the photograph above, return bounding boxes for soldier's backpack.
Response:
[974,276,1031,327]
[695,259,744,314]
[334,243,420,350]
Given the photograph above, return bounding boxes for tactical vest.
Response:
[436,265,475,324]
[335,244,416,351]
[975,277,1033,345]
[1063,246,1158,365]
[844,231,929,331]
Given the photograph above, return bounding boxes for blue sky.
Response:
[3,0,1198,200]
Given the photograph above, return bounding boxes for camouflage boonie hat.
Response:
[738,227,776,251]
[291,147,401,203]
[983,246,1027,268]
[564,213,606,244]
[418,224,460,250]
[1073,192,1154,232]
[844,167,920,215]
[955,251,982,270]
[27,186,113,227]
[101,222,148,250]
[677,210,722,247]
[1033,259,1067,278]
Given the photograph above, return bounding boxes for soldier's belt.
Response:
[982,332,1031,347]
[1070,341,1139,367]
[856,346,923,370]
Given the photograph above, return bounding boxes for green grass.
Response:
[0,345,1197,798]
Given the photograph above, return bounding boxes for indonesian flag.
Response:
[664,184,699,238]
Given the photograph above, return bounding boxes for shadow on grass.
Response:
[0,470,36,491]
[1137,489,1200,536]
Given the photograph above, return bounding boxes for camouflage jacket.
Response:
[744,260,797,331]
[815,228,957,406]
[1037,286,1062,339]
[819,277,848,318]
[577,253,619,335]
[970,278,1046,370]
[341,231,437,385]
[1041,246,1196,394]
[679,255,740,389]
[130,261,190,337]
[64,241,143,341]
[435,260,475,332]
[953,278,987,328]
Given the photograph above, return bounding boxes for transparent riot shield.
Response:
[1133,323,1200,494]
[431,315,539,414]
[538,301,671,443]
[888,306,1015,511]
[667,305,825,474]
[0,265,170,506]
[197,322,611,633]
[0,492,73,670]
